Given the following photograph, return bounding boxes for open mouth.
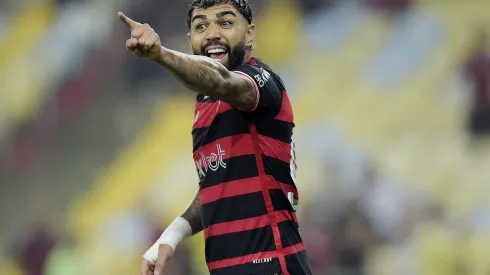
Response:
[206,46,228,61]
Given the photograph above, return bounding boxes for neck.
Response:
[241,52,253,66]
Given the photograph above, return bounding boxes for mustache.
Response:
[201,40,231,54]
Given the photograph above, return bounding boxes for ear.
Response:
[245,23,256,50]
[187,32,195,52]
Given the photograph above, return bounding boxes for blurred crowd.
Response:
[1,0,490,275]
[464,30,490,141]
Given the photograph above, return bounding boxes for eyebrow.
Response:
[191,10,237,24]
[216,11,237,18]
[191,15,207,24]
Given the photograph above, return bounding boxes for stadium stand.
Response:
[2,0,490,274]
[63,1,490,274]
[0,1,55,144]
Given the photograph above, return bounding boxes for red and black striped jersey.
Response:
[192,58,312,275]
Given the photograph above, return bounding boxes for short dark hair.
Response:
[187,0,253,29]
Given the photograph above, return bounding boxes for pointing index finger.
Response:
[118,12,140,30]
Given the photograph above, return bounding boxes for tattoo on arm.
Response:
[166,53,182,69]
[156,48,255,110]
[180,192,203,235]
[158,48,225,95]
[197,69,205,81]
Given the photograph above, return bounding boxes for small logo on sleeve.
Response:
[254,68,271,87]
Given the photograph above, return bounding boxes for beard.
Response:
[193,39,247,70]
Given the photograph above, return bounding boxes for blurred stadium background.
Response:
[1,0,490,274]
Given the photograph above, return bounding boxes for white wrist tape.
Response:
[143,217,192,264]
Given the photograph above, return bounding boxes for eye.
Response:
[221,21,233,27]
[195,23,206,31]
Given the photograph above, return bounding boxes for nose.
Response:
[205,24,222,41]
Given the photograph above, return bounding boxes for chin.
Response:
[212,54,229,68]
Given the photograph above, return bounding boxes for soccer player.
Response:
[118,1,312,274]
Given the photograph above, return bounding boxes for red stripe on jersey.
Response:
[249,59,258,66]
[203,210,293,238]
[193,101,234,129]
[193,134,254,169]
[283,243,306,256]
[259,135,291,164]
[278,182,297,197]
[217,101,233,115]
[275,91,294,123]
[199,175,279,205]
[233,71,260,112]
[249,123,290,275]
[193,102,217,129]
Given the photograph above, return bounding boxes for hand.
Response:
[118,12,162,61]
[141,244,174,275]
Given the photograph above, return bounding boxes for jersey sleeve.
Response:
[233,63,283,113]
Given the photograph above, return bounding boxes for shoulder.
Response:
[234,58,292,118]
[234,58,285,90]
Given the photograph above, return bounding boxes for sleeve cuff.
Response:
[233,71,260,112]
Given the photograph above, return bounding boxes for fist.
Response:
[118,12,162,60]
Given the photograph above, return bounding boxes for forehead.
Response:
[192,4,243,20]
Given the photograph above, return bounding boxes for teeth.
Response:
[207,48,226,54]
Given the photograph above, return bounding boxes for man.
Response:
[118,1,312,274]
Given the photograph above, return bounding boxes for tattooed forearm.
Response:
[156,47,232,99]
[180,192,203,235]
[197,69,205,81]
[166,53,182,69]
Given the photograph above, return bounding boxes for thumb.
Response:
[118,12,140,29]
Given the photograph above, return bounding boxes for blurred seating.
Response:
[0,257,22,275]
[69,97,193,241]
[365,6,444,87]
[254,0,301,66]
[0,1,54,72]
[0,1,55,142]
[302,0,369,53]
[0,0,126,148]
[298,0,490,212]
[295,2,490,273]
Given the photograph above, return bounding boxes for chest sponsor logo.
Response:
[195,144,226,179]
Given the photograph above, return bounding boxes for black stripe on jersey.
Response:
[278,220,303,249]
[210,258,280,275]
[205,226,276,263]
[269,189,295,212]
[200,155,258,189]
[255,120,294,144]
[192,110,249,152]
[262,155,295,186]
[201,191,267,228]
[285,250,313,275]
